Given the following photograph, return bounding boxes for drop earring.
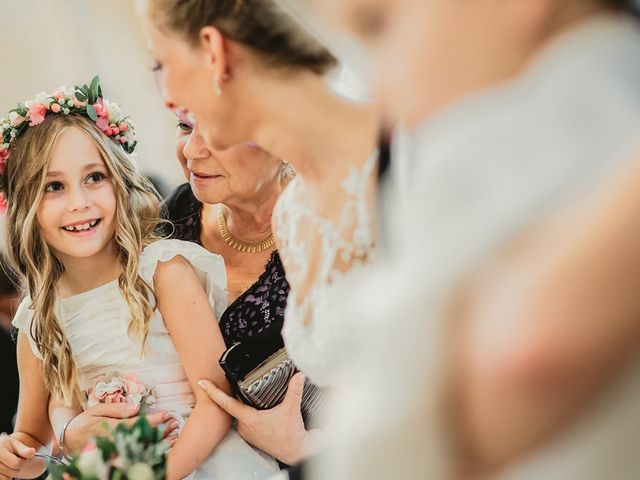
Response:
[213,76,222,97]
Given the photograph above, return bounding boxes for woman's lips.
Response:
[190,171,222,184]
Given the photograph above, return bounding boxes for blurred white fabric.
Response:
[316,14,640,480]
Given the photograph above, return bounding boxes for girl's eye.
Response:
[44,181,64,193]
[178,122,193,132]
[151,60,162,72]
[87,172,107,184]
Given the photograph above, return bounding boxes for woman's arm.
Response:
[199,372,322,464]
[154,256,233,480]
[457,156,640,474]
[0,333,53,479]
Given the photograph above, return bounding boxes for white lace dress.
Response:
[12,239,280,479]
[274,152,377,388]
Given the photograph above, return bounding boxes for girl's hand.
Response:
[64,404,180,454]
[199,372,312,465]
[0,434,36,480]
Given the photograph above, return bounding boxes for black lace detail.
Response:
[219,251,289,347]
[162,184,290,347]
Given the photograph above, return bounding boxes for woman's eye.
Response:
[44,181,64,193]
[151,60,163,72]
[177,122,193,132]
[87,172,107,184]
[351,5,387,41]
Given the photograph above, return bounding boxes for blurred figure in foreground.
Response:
[299,0,640,478]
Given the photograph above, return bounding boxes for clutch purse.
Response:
[219,332,330,426]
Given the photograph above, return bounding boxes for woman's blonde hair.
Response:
[143,0,337,75]
[4,114,162,404]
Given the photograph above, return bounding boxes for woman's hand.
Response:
[0,434,36,480]
[63,403,179,454]
[199,372,314,465]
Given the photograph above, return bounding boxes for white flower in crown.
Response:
[109,102,123,123]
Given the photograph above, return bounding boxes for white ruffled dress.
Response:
[12,239,280,479]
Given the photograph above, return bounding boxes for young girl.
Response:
[0,80,279,479]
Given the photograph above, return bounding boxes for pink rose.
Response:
[96,117,109,131]
[93,100,109,118]
[0,194,7,215]
[111,126,120,135]
[119,123,128,132]
[50,103,61,113]
[123,375,147,395]
[118,136,127,144]
[27,103,47,126]
[87,377,127,407]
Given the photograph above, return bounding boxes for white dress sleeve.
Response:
[139,239,228,322]
[11,296,43,360]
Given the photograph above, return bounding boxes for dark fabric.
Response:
[161,184,290,348]
[0,328,18,433]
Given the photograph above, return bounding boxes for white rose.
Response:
[108,103,123,123]
[8,112,19,123]
[127,462,155,480]
[76,448,105,478]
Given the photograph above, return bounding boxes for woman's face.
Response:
[313,0,541,127]
[141,10,256,151]
[174,115,282,206]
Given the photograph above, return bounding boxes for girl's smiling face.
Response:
[36,127,117,264]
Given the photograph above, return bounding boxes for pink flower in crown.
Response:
[96,116,109,131]
[93,99,109,118]
[27,103,48,126]
[0,195,7,215]
[0,148,9,169]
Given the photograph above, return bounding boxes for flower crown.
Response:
[0,76,137,184]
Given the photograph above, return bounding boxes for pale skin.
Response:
[54,117,303,464]
[309,0,640,474]
[0,127,233,479]
[140,8,380,462]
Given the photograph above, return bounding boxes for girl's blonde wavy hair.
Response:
[4,114,162,405]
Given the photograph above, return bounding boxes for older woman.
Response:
[47,114,306,467]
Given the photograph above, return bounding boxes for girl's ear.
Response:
[199,26,230,88]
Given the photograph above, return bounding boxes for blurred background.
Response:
[0,0,184,192]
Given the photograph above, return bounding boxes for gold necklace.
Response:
[217,205,275,254]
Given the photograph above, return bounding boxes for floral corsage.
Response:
[85,374,156,409]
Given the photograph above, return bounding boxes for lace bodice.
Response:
[274,152,378,386]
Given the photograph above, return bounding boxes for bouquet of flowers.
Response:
[47,415,168,480]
